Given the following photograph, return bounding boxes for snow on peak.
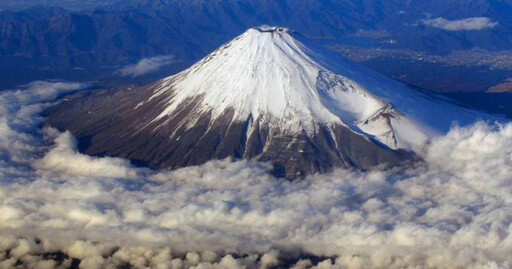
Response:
[146,26,500,151]
[152,26,389,138]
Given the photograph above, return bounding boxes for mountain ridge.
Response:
[2,0,512,90]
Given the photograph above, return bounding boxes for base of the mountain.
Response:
[45,86,413,179]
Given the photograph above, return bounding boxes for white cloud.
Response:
[0,81,511,268]
[422,17,498,31]
[117,55,175,77]
[35,130,146,179]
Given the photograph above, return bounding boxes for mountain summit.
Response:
[46,26,496,178]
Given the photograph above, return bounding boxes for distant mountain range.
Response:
[1,0,512,91]
[0,0,123,11]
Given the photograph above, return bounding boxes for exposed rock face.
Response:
[46,83,410,178]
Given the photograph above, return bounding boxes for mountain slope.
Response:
[45,26,500,178]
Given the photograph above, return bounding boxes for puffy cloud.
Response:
[35,131,146,179]
[422,17,498,31]
[0,81,511,268]
[116,55,175,77]
[0,81,86,179]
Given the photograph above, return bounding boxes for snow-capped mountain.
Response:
[46,26,499,178]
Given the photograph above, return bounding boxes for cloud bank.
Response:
[422,17,498,31]
[0,82,511,268]
[117,55,175,77]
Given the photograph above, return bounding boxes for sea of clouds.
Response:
[0,81,511,268]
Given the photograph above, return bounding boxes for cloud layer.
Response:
[422,17,498,31]
[0,82,511,268]
[117,55,175,77]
